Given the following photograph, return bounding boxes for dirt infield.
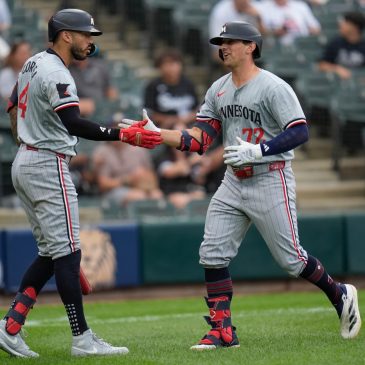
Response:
[1,276,365,307]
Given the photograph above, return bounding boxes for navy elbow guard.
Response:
[177,130,204,154]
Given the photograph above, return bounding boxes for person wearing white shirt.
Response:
[257,0,321,45]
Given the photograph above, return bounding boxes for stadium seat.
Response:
[294,35,327,64]
[172,0,218,65]
[264,45,309,83]
[183,198,212,218]
[330,85,365,169]
[0,131,17,199]
[145,0,181,57]
[295,69,337,110]
[0,131,17,162]
[126,199,177,220]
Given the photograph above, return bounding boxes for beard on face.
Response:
[71,44,88,61]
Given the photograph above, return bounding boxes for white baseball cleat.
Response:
[0,319,39,358]
[340,284,361,339]
[71,329,129,356]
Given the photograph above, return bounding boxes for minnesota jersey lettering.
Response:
[220,104,261,125]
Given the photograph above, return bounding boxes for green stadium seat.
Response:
[78,195,102,208]
[330,85,365,169]
[264,45,310,83]
[145,0,181,56]
[183,198,212,218]
[126,199,177,220]
[172,1,217,65]
[295,69,337,110]
[0,131,17,198]
[0,131,17,162]
[294,35,327,64]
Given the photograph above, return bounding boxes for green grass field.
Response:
[0,290,364,365]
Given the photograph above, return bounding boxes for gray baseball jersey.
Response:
[198,69,308,277]
[17,50,79,156]
[197,69,306,161]
[12,49,81,259]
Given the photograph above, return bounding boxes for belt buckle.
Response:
[269,161,285,171]
[233,165,254,179]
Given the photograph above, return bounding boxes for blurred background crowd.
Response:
[0,0,364,221]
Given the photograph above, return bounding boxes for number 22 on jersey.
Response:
[18,82,30,119]
[242,127,265,144]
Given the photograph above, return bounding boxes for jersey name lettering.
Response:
[21,61,38,79]
[220,104,262,126]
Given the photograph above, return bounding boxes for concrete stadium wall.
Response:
[0,213,363,293]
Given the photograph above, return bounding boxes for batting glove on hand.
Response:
[119,120,162,149]
[223,136,263,166]
[119,109,161,132]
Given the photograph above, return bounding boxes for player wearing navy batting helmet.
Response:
[0,8,161,358]
[121,20,361,350]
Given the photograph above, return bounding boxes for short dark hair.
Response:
[154,49,183,68]
[343,12,365,32]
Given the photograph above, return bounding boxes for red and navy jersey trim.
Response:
[54,101,79,112]
[284,118,307,130]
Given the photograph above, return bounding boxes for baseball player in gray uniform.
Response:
[121,21,361,350]
[0,9,161,358]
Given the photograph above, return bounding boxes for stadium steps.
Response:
[297,180,365,200]
[297,196,365,213]
[339,157,365,180]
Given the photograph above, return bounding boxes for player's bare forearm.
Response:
[161,127,202,148]
[9,106,20,145]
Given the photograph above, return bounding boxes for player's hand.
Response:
[119,109,161,132]
[223,137,263,166]
[119,120,162,149]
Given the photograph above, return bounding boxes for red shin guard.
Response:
[6,287,37,335]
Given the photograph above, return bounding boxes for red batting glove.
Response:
[119,120,162,149]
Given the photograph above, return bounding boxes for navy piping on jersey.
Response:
[46,48,66,66]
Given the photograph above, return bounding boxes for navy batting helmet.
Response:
[48,8,102,42]
[210,21,262,59]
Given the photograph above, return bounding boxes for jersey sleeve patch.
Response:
[56,83,71,99]
[284,118,307,130]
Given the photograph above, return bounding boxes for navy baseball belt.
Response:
[21,144,72,163]
[230,161,288,179]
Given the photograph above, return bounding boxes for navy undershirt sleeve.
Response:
[260,123,308,156]
[56,106,120,141]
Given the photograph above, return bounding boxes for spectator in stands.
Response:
[145,48,219,208]
[209,0,265,41]
[190,137,226,195]
[69,57,118,117]
[0,0,11,61]
[318,12,365,80]
[145,48,199,129]
[0,41,32,100]
[154,146,206,210]
[257,0,321,46]
[92,138,162,208]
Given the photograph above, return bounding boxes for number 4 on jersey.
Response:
[18,82,30,118]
